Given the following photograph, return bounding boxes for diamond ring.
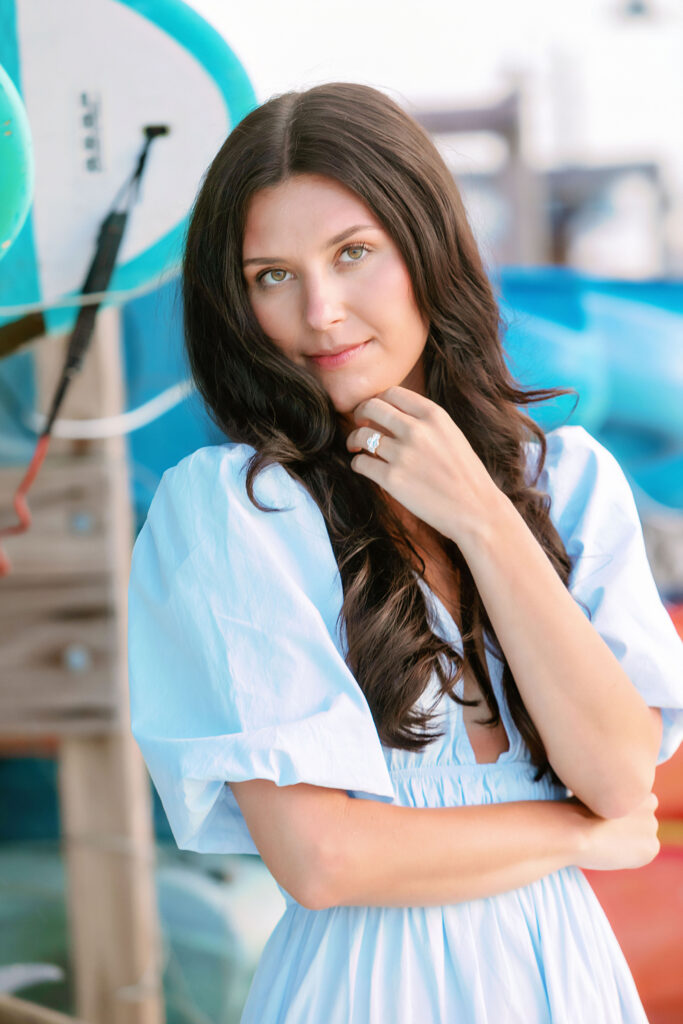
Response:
[365,431,382,455]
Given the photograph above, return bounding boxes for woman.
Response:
[128,82,683,1022]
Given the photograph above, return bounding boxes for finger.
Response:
[379,385,434,419]
[349,427,397,461]
[350,450,392,484]
[353,395,413,437]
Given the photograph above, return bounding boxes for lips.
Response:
[309,340,368,358]
[309,340,371,368]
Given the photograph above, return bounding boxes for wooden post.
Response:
[53,307,163,1024]
[1,305,164,1024]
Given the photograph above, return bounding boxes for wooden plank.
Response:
[0,576,119,736]
[0,995,89,1024]
[33,307,164,1024]
[0,457,117,579]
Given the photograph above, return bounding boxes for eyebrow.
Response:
[242,223,379,266]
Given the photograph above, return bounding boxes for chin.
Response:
[327,384,368,415]
[332,394,358,415]
[336,398,379,426]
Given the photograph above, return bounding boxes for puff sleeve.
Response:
[127,443,395,856]
[536,425,683,765]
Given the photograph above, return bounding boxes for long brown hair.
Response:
[182,82,583,786]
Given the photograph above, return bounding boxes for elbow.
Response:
[286,788,353,910]
[297,821,350,910]
[272,855,329,910]
[601,726,661,819]
[299,878,333,912]
[584,770,656,820]
[567,731,659,820]
[296,842,341,911]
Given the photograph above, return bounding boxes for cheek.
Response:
[249,292,294,345]
[366,259,425,332]
[248,292,272,331]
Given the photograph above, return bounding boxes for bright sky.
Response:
[190,0,683,180]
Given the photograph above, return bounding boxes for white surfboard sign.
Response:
[0,0,256,349]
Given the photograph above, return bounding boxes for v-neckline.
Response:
[413,572,463,651]
[413,571,515,767]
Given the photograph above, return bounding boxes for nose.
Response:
[303,271,346,333]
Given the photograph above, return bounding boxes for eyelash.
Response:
[255,242,371,288]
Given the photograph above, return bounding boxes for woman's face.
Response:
[242,173,430,428]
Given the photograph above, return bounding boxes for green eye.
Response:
[341,243,370,262]
[256,242,370,288]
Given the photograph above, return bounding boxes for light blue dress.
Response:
[128,425,683,1024]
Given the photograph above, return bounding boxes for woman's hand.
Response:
[346,385,506,546]
[569,791,661,871]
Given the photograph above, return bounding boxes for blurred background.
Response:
[0,0,682,1022]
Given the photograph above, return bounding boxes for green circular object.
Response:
[0,62,34,261]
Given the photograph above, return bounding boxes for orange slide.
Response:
[583,600,683,1024]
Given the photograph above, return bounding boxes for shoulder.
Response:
[138,442,334,589]
[150,442,326,535]
[154,441,298,516]
[525,424,630,506]
[525,423,622,484]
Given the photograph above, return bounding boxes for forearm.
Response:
[315,796,587,910]
[455,495,658,818]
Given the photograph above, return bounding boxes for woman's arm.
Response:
[348,395,664,819]
[453,495,660,819]
[321,793,588,910]
[230,779,588,911]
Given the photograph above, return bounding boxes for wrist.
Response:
[562,797,596,861]
[452,488,517,558]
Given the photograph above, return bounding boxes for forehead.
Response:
[242,174,382,254]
